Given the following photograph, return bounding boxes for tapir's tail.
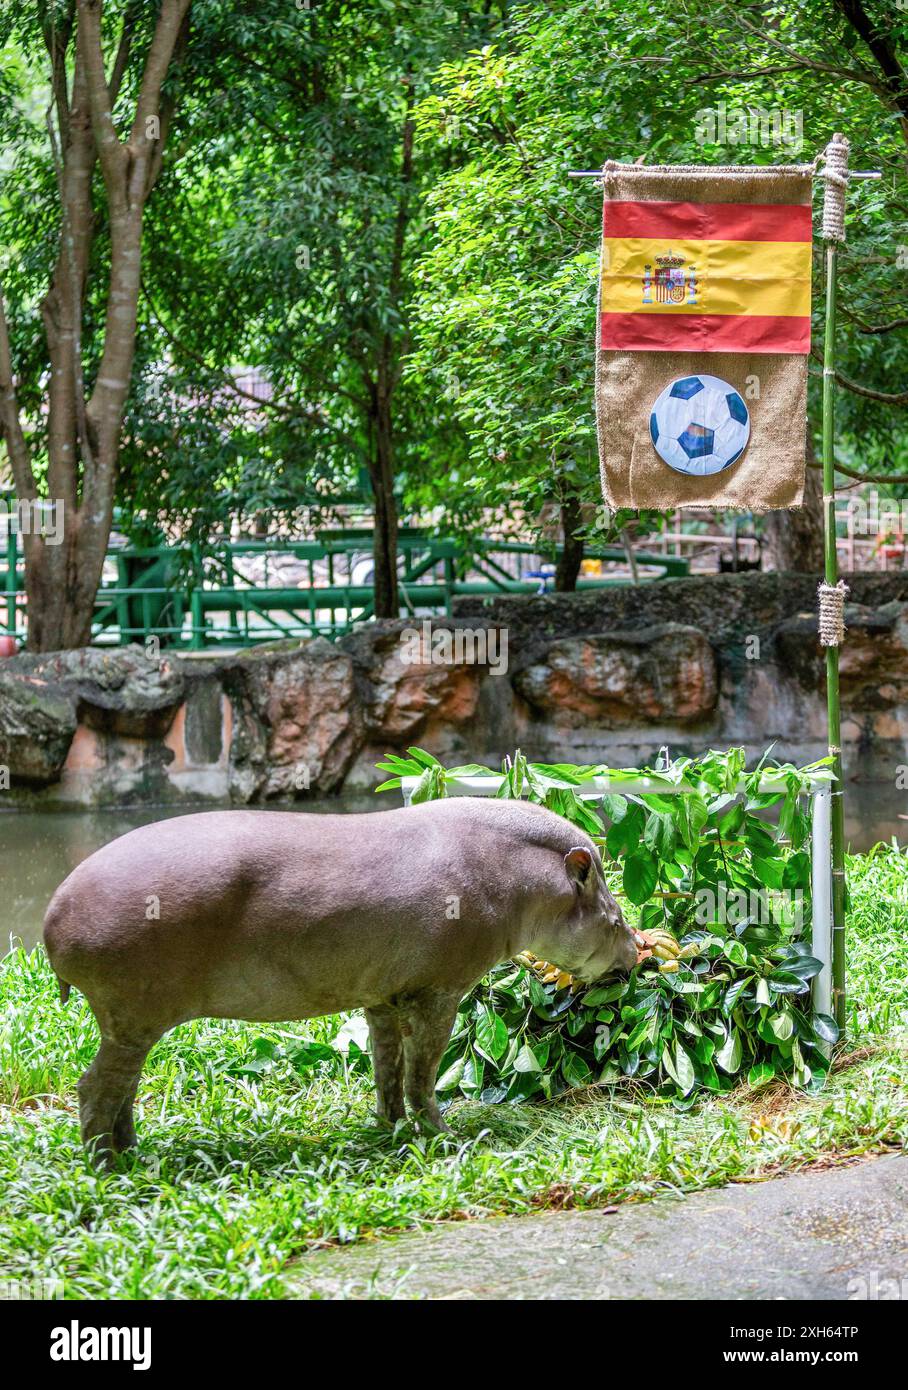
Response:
[54,972,71,1004]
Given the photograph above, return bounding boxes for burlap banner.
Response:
[595,162,814,511]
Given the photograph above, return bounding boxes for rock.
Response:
[513,624,717,727]
[454,572,908,652]
[775,600,908,707]
[2,645,185,738]
[0,669,77,784]
[224,639,361,800]
[341,621,484,741]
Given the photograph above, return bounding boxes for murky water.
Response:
[0,797,381,952]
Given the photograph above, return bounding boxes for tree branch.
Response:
[0,287,37,501]
[809,352,908,405]
[840,306,908,336]
[833,0,908,131]
[77,0,128,205]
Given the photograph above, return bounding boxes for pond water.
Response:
[0,796,381,953]
[1,784,903,953]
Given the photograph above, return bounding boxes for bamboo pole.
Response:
[821,135,849,1032]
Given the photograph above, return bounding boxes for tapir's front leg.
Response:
[398,988,464,1133]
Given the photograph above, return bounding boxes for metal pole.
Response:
[810,787,833,1036]
[821,136,849,1033]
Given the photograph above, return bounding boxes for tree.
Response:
[126,1,499,616]
[0,0,192,649]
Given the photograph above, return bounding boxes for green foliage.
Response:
[410,0,908,526]
[377,746,837,1104]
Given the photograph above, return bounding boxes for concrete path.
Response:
[288,1153,908,1300]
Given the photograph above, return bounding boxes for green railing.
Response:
[0,526,688,649]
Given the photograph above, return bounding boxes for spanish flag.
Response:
[601,198,812,353]
[596,162,814,511]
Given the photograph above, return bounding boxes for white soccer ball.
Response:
[649,375,750,476]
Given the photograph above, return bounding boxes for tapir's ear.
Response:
[564,847,595,890]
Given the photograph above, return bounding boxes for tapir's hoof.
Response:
[413,1109,451,1137]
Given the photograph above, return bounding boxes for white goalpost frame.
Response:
[401,773,834,1017]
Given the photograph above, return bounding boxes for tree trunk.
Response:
[761,432,825,572]
[365,79,413,621]
[368,387,400,618]
[554,492,585,591]
[0,0,190,652]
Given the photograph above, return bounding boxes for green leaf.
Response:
[435,1056,466,1092]
[812,1012,840,1045]
[561,1052,592,1088]
[748,1062,776,1088]
[601,793,628,821]
[672,1041,697,1096]
[623,847,658,904]
[406,747,441,769]
[583,980,627,1006]
[769,1009,795,1042]
[411,765,444,803]
[513,1042,543,1073]
[474,1005,508,1062]
[715,1028,743,1074]
[606,803,644,858]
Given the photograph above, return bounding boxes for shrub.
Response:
[376,747,839,1107]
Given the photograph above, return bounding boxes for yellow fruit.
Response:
[652,944,678,961]
[516,952,578,991]
[677,943,700,960]
[658,960,679,974]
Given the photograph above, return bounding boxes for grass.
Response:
[0,845,906,1299]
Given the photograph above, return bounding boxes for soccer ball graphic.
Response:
[649,375,750,476]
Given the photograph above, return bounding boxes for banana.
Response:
[658,960,679,974]
[642,930,681,956]
[516,951,578,992]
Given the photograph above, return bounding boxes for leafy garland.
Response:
[376,747,839,1108]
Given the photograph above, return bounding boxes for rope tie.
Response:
[820,134,850,243]
[818,579,848,647]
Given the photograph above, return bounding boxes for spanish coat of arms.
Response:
[642,251,698,306]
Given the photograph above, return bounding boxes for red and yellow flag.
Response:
[595,162,814,511]
[600,197,812,354]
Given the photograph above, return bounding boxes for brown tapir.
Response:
[43,796,638,1162]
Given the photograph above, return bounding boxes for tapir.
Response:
[43,796,638,1162]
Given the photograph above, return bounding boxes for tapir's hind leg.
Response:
[77,1036,157,1165]
[365,1006,406,1124]
[399,988,464,1134]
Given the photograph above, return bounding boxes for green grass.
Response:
[1,846,906,1299]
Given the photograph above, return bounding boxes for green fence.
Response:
[0,526,688,649]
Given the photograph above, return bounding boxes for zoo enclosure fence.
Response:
[0,526,687,649]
